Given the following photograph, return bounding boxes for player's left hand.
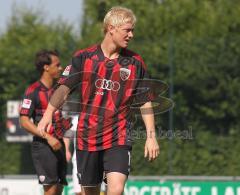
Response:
[144,137,160,161]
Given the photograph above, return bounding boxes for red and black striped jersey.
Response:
[20,81,71,138]
[59,45,154,151]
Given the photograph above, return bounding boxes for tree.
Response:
[1,0,240,175]
[0,6,78,174]
[80,0,240,175]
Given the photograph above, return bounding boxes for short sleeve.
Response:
[133,60,155,107]
[58,54,85,90]
[20,90,35,118]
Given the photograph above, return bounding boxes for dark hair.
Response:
[35,50,59,74]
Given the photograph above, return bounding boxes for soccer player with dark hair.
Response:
[20,50,70,195]
[38,6,159,195]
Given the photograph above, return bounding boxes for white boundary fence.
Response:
[1,175,240,195]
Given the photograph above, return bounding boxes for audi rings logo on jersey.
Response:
[95,79,120,91]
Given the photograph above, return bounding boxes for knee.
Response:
[107,184,124,195]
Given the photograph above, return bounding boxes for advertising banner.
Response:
[124,180,240,195]
[6,100,32,142]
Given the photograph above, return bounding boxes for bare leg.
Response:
[56,185,63,195]
[81,185,101,195]
[44,184,63,195]
[106,172,127,195]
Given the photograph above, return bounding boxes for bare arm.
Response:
[140,101,160,161]
[37,85,70,133]
[20,116,62,151]
[49,85,71,110]
[20,116,45,137]
[63,138,72,162]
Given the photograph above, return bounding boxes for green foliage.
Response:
[82,0,240,175]
[0,7,77,102]
[0,140,21,174]
[1,0,240,175]
[0,7,78,174]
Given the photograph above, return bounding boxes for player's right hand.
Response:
[46,134,62,151]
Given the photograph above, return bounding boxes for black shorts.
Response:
[76,145,132,186]
[31,136,68,185]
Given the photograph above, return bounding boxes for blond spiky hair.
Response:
[103,6,136,34]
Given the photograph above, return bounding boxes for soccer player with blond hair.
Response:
[38,6,159,195]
